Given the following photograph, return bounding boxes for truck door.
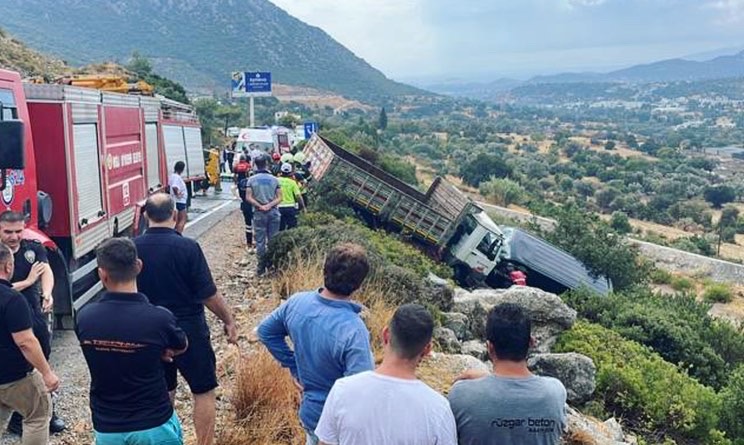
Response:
[145,123,161,191]
[72,122,104,228]
[162,125,186,176]
[183,126,205,179]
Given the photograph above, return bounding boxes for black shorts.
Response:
[164,316,218,395]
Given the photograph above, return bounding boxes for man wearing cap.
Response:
[245,155,282,276]
[277,163,305,231]
[270,153,283,176]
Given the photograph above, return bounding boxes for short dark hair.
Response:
[0,242,12,267]
[254,155,268,170]
[0,211,25,224]
[486,303,531,361]
[144,193,175,223]
[323,243,369,296]
[389,304,434,360]
[174,161,185,173]
[96,238,139,283]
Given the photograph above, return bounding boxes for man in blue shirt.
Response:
[245,155,282,276]
[76,238,189,445]
[258,243,374,445]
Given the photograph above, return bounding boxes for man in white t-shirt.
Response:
[168,161,188,234]
[315,303,457,445]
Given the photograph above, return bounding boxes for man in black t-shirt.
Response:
[0,211,66,434]
[0,242,60,445]
[135,193,238,445]
[76,237,188,444]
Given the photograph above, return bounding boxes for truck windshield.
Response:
[476,231,501,261]
[0,88,17,120]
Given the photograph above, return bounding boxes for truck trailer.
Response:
[0,69,206,328]
[303,134,611,295]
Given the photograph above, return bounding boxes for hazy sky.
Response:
[269,0,744,82]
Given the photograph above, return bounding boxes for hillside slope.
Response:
[0,27,67,78]
[0,0,423,101]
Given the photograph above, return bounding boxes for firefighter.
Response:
[234,155,254,248]
[0,211,66,435]
[270,152,282,176]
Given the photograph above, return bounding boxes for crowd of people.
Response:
[169,143,309,277]
[258,243,568,445]
[0,156,565,445]
[0,195,238,445]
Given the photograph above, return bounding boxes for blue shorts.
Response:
[176,202,187,212]
[95,411,182,445]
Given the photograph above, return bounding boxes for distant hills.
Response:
[428,48,744,100]
[0,0,423,102]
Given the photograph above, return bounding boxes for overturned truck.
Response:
[303,134,611,295]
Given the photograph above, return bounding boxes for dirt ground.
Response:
[0,210,268,445]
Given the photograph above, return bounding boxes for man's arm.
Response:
[204,293,238,344]
[341,326,375,376]
[315,382,341,445]
[40,263,54,312]
[257,303,298,378]
[245,187,262,208]
[12,329,59,392]
[12,261,45,292]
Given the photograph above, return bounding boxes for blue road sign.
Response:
[246,72,272,96]
[304,122,319,139]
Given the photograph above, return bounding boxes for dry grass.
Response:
[272,249,398,362]
[218,349,304,445]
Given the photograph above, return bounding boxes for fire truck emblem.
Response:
[24,249,36,264]
[106,154,114,170]
[1,175,13,206]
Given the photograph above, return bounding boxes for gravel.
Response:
[1,204,253,445]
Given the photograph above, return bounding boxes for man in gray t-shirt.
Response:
[245,155,282,275]
[448,303,567,445]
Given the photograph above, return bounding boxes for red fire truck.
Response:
[0,69,205,329]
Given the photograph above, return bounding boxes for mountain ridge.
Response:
[0,0,424,102]
[427,48,744,99]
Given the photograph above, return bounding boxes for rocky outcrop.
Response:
[424,273,455,311]
[461,340,489,361]
[564,408,636,445]
[442,312,471,341]
[453,286,577,353]
[433,327,461,354]
[528,353,596,403]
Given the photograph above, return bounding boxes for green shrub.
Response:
[649,268,673,285]
[719,365,744,445]
[556,321,724,444]
[563,287,744,389]
[670,276,694,291]
[267,217,454,309]
[704,283,734,303]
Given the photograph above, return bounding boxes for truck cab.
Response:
[447,210,505,284]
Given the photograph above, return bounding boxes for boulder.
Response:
[528,353,596,404]
[563,407,634,445]
[417,353,491,394]
[454,286,577,353]
[423,273,455,311]
[442,312,471,341]
[433,327,461,354]
[461,340,489,361]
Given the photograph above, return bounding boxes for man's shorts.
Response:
[95,411,182,445]
[164,316,218,395]
[175,202,187,212]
